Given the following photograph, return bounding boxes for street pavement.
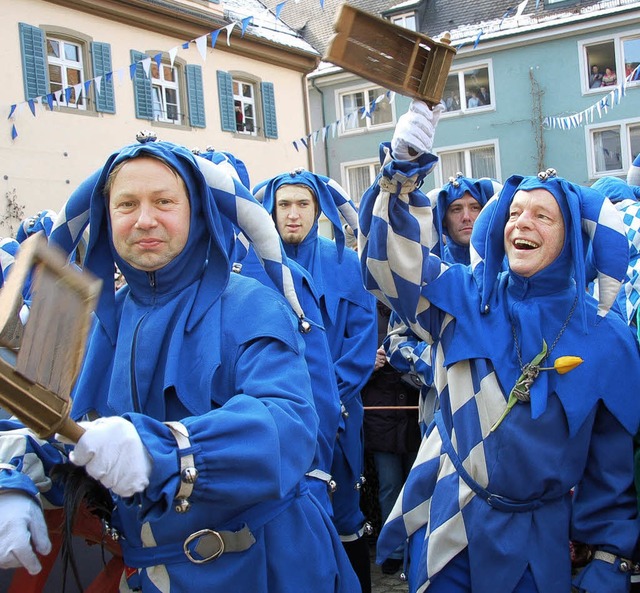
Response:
[369,541,410,593]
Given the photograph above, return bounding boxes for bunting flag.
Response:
[4,0,638,145]
[544,68,637,131]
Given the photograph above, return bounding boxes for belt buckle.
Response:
[183,529,225,564]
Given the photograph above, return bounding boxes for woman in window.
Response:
[602,67,617,86]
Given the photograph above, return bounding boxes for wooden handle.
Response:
[57,416,86,444]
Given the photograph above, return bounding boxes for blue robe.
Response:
[358,145,640,593]
[284,223,378,537]
[0,142,360,593]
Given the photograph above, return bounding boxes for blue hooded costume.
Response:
[0,141,359,593]
[198,148,342,518]
[253,170,378,541]
[358,144,640,593]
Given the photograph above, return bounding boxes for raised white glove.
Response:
[391,100,445,160]
[0,492,51,574]
[69,417,152,497]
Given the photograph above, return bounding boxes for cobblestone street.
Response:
[370,542,409,593]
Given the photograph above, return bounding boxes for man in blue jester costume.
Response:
[0,138,359,593]
[254,170,378,593]
[384,173,503,432]
[197,147,342,520]
[357,100,640,593]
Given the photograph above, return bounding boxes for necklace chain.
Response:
[512,295,579,371]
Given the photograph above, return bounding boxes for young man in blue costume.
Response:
[0,138,360,593]
[358,99,640,593]
[254,171,378,593]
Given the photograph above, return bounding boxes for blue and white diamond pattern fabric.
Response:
[379,315,507,591]
[0,238,20,288]
[616,200,640,323]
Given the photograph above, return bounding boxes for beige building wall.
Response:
[1,0,318,236]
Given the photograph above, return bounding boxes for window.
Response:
[233,80,257,135]
[581,33,640,93]
[435,142,499,186]
[442,63,493,115]
[131,51,205,128]
[18,23,115,113]
[390,12,417,31]
[151,61,180,123]
[588,120,640,178]
[47,37,85,109]
[339,85,394,135]
[217,70,278,139]
[341,160,381,206]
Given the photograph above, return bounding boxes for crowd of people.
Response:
[0,98,639,593]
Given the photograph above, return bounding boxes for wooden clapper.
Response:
[324,4,457,106]
[0,233,102,443]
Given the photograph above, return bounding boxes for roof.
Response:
[223,0,320,54]
[279,0,639,63]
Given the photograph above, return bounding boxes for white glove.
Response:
[391,100,445,161]
[69,417,152,497]
[0,492,51,574]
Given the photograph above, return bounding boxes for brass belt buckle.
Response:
[183,529,225,564]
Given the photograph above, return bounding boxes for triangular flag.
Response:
[74,83,83,101]
[153,53,162,70]
[275,1,286,20]
[141,57,152,78]
[84,79,93,97]
[46,94,54,110]
[293,140,299,152]
[8,104,16,119]
[195,34,208,61]
[11,124,18,140]
[210,29,222,49]
[241,17,253,37]
[322,126,328,142]
[65,87,74,104]
[129,62,138,79]
[182,41,190,50]
[224,23,236,46]
[28,99,36,116]
[300,138,308,148]
[169,46,179,67]
[94,75,102,96]
[515,0,528,18]
[116,68,126,84]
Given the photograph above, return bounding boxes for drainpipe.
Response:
[310,76,330,177]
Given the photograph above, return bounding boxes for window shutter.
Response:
[186,64,206,128]
[91,42,115,114]
[18,23,49,100]
[217,70,236,133]
[261,82,278,139]
[130,50,153,120]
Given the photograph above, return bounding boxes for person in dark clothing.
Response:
[362,301,421,576]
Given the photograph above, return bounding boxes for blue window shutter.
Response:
[91,42,115,114]
[261,82,278,139]
[186,64,206,128]
[19,23,49,100]
[217,70,236,132]
[130,50,153,120]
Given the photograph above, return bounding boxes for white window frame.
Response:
[441,59,495,118]
[233,78,258,137]
[151,60,181,124]
[390,12,417,31]
[340,158,381,206]
[337,83,396,136]
[579,32,640,95]
[433,139,501,187]
[46,36,86,110]
[585,117,640,179]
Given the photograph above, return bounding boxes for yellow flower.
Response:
[552,356,584,374]
[538,356,584,375]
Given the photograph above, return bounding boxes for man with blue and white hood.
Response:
[0,138,359,593]
[358,100,640,593]
[254,170,378,593]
